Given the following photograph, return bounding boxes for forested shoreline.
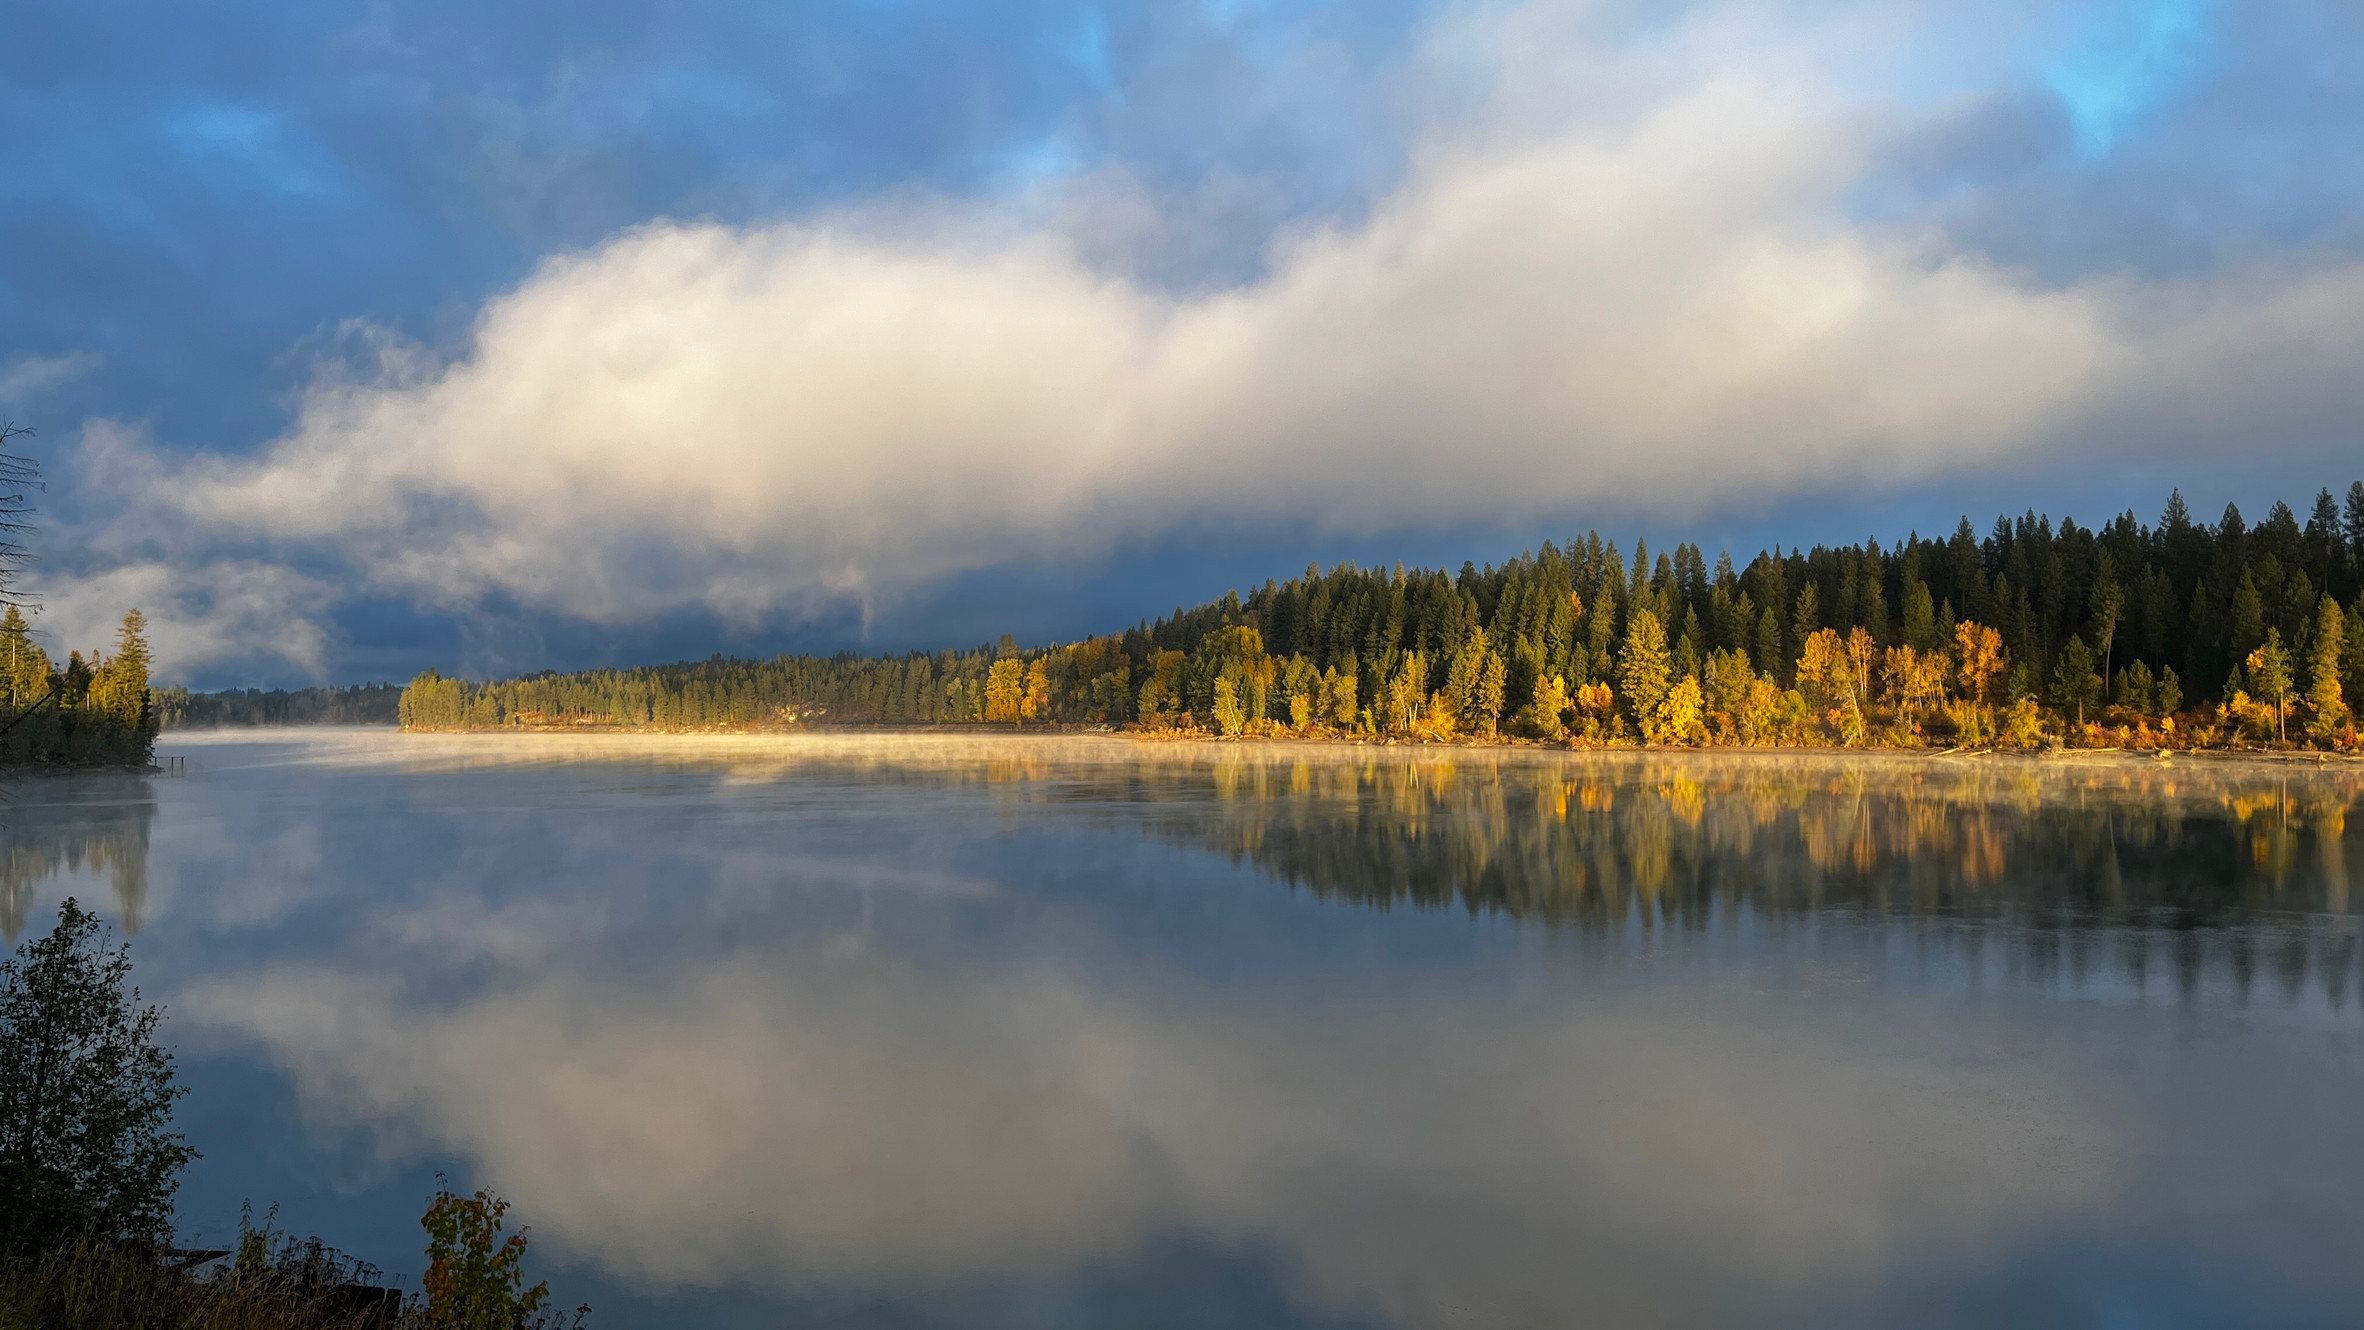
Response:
[0,605,159,769]
[399,486,2364,753]
[0,426,160,770]
[156,682,401,729]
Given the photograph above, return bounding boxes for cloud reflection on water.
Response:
[22,733,2364,1326]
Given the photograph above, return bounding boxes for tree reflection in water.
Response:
[1,775,156,942]
[1004,747,2358,1010]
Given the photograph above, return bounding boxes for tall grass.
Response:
[0,1242,406,1330]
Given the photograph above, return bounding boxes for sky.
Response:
[5,0,2364,688]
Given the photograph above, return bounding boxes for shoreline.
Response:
[142,723,2364,773]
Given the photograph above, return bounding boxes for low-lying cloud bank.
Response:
[39,0,2364,678]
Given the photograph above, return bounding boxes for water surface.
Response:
[6,732,2362,1328]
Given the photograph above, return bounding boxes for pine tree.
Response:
[2230,572,2266,661]
[1619,609,1672,735]
[1789,584,1820,665]
[1517,674,1569,741]
[2307,488,2342,587]
[1754,606,1782,680]
[1902,578,1936,651]
[2246,629,2294,742]
[1445,629,1486,723]
[2306,596,2346,739]
[1476,650,1506,735]
[2088,552,2124,699]
[2344,600,2364,719]
[2051,635,2100,727]
[0,604,48,709]
[2346,482,2364,580]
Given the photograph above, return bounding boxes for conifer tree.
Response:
[1789,584,1820,665]
[1445,629,1486,723]
[1754,607,1782,679]
[1518,674,1569,741]
[0,604,47,708]
[2346,482,2364,577]
[1476,650,1506,735]
[2051,635,2100,727]
[2343,600,2364,717]
[1619,609,1671,735]
[2230,572,2266,660]
[2088,552,2124,698]
[2306,596,2346,739]
[1902,578,1936,651]
[2307,488,2342,587]
[2246,629,2293,742]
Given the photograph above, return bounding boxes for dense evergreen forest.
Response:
[157,682,401,729]
[0,426,158,769]
[402,485,2364,752]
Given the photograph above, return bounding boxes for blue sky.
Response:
[5,0,2364,687]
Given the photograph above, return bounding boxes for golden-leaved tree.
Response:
[984,658,1025,724]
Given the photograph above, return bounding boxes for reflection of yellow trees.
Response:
[1658,777,1704,828]
[0,778,156,941]
[1129,749,2364,971]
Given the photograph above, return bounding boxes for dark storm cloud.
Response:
[6,0,2364,684]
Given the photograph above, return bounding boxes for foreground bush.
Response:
[0,899,193,1256]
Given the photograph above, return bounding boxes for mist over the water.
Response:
[6,733,2359,1327]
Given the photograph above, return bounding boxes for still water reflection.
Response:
[5,732,2362,1328]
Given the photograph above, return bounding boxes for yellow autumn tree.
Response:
[984,658,1024,724]
[1382,652,1429,733]
[1843,626,1878,709]
[1020,658,1050,722]
[1211,676,1247,735]
[1882,644,1949,730]
[1652,675,1707,745]
[2246,629,2293,743]
[1319,664,1357,729]
[1574,681,1615,741]
[1517,674,1570,741]
[1954,621,2004,706]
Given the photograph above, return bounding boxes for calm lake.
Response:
[6,731,2363,1328]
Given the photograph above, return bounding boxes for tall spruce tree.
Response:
[1619,609,1672,733]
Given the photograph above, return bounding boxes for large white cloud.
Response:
[42,0,2364,676]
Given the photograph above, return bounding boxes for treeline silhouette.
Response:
[157,682,401,729]
[401,485,2364,750]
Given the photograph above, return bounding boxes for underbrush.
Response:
[0,1243,400,1330]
